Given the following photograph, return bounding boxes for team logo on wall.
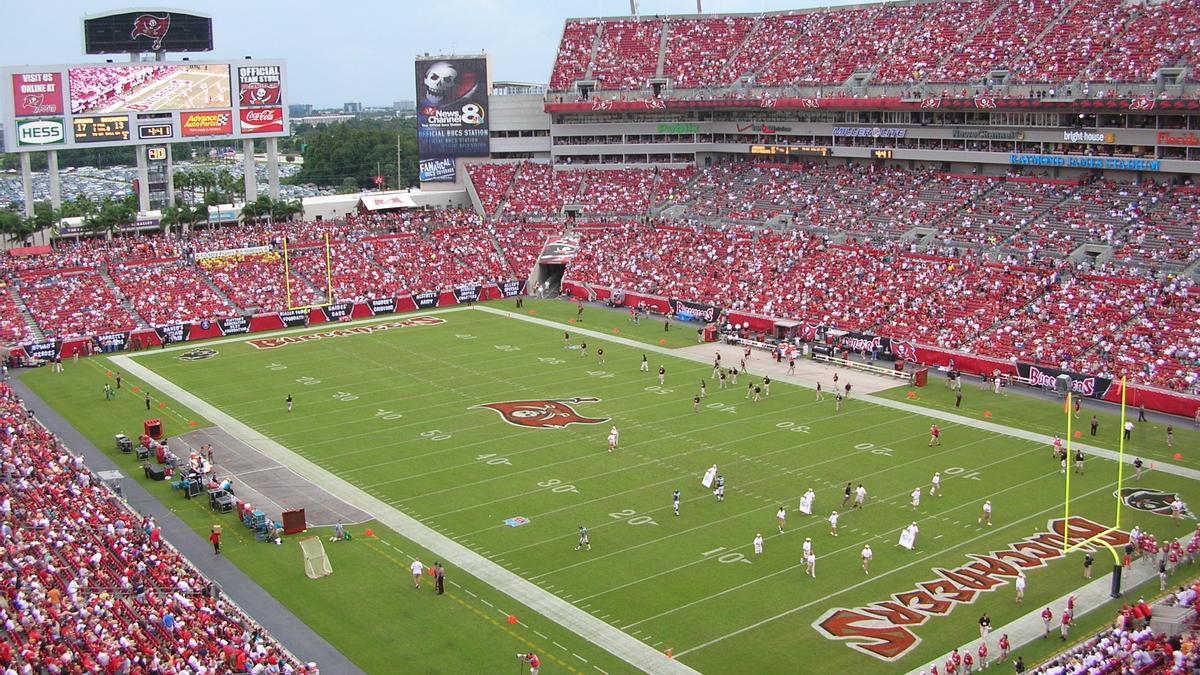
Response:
[1117,488,1191,518]
[130,14,171,50]
[178,348,218,361]
[474,397,609,429]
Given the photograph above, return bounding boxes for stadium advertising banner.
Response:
[412,291,439,309]
[499,280,523,297]
[416,56,490,182]
[11,73,63,116]
[668,298,723,324]
[237,65,282,106]
[1016,362,1115,400]
[180,110,233,137]
[835,331,894,361]
[16,119,66,146]
[83,10,213,54]
[1,59,288,152]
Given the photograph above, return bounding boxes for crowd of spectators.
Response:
[548,0,1200,91]
[0,381,314,672]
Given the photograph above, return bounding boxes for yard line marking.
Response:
[112,353,697,675]
[671,480,1120,659]
[475,305,1200,481]
[480,599,494,608]
[465,590,478,598]
[554,642,568,651]
[574,654,589,663]
[594,667,609,674]
[534,630,548,639]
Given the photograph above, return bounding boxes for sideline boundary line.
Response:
[109,315,699,675]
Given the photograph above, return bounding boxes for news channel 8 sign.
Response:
[415,57,490,160]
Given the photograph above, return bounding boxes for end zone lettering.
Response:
[247,316,445,350]
[813,517,1127,661]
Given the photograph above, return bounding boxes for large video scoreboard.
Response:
[1,59,288,152]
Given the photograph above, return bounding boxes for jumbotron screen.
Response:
[0,59,288,152]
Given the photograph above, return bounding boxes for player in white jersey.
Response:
[911,487,922,510]
[805,551,817,578]
[672,489,681,516]
[861,544,873,574]
[753,533,763,555]
[802,537,813,559]
[799,488,815,515]
[930,471,942,497]
[979,500,992,526]
[776,506,787,533]
[829,510,839,536]
[607,426,619,452]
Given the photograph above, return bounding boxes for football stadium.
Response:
[1,3,1200,674]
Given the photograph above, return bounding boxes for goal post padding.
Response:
[299,536,333,579]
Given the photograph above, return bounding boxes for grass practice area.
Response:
[23,299,1200,674]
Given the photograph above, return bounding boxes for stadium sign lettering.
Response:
[952,129,1023,141]
[814,517,1128,661]
[1062,130,1114,144]
[16,119,65,146]
[1157,131,1200,147]
[1009,154,1160,172]
[657,123,699,134]
[833,126,907,138]
[838,335,886,354]
[247,316,446,350]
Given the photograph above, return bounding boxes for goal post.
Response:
[282,232,334,310]
[1061,379,1130,595]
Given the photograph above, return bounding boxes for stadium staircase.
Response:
[100,268,149,329]
[584,22,603,81]
[717,17,764,85]
[198,272,243,314]
[9,285,44,342]
[463,169,487,216]
[655,22,670,78]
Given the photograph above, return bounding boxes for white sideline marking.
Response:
[109,352,700,675]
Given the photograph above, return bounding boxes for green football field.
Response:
[23,299,1200,674]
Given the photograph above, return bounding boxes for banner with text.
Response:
[668,298,723,324]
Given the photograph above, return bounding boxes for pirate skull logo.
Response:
[423,62,458,105]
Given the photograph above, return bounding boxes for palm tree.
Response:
[239,200,261,225]
[160,204,182,236]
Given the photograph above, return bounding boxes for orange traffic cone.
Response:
[363,528,375,538]
[665,649,673,659]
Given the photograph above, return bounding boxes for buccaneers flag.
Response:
[131,14,171,50]
[474,397,609,429]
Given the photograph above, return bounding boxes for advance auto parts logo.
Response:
[813,517,1128,661]
[474,397,609,429]
[179,348,218,361]
[180,111,232,137]
[247,316,445,350]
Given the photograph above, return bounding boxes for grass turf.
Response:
[22,298,1200,673]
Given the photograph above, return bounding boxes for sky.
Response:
[1,1,865,108]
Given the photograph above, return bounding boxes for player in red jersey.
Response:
[1041,607,1053,637]
[929,424,941,447]
[998,633,1010,660]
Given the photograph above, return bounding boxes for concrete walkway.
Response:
[9,377,364,675]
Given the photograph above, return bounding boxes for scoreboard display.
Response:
[1,59,288,152]
[73,115,130,143]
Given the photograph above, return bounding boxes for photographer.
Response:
[518,652,540,675]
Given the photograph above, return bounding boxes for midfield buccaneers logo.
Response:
[474,397,609,429]
[131,14,171,50]
[1117,488,1192,518]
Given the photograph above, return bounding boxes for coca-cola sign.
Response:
[238,107,284,134]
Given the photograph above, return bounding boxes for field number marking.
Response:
[702,547,753,565]
[644,386,674,395]
[266,362,287,371]
[332,391,358,401]
[375,409,403,421]
[420,430,451,441]
[587,371,614,379]
[295,376,321,386]
[775,421,811,434]
[537,479,579,494]
[538,357,565,365]
[495,345,521,352]
[706,402,738,414]
[456,334,477,340]
[855,442,895,457]
[476,453,511,466]
[608,508,658,526]
[944,466,982,480]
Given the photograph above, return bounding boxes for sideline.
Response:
[109,314,699,675]
[474,306,1200,668]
